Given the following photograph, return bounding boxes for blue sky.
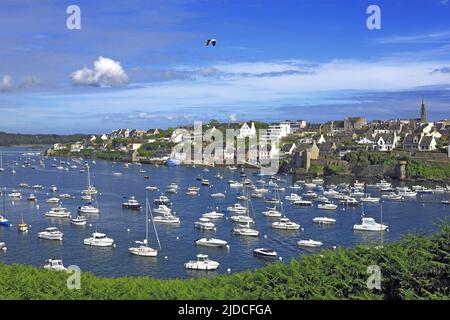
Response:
[1,0,450,133]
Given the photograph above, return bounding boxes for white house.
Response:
[265,122,291,140]
[238,122,256,138]
[372,133,398,151]
[100,134,108,141]
[418,135,437,151]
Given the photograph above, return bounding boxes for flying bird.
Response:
[205,39,216,46]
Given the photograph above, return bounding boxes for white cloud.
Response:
[1,74,13,91]
[71,56,129,87]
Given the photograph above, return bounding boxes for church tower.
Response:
[420,97,427,124]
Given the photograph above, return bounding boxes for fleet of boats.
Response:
[2,153,450,274]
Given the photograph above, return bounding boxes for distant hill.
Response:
[0,132,90,147]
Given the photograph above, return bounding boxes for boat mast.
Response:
[147,196,161,249]
[2,187,6,216]
[145,196,149,247]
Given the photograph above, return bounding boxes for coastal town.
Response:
[47,99,450,180]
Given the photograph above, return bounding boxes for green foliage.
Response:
[0,223,449,300]
[138,141,175,157]
[324,163,346,175]
[0,132,89,147]
[344,151,397,167]
[310,164,324,176]
[406,159,450,179]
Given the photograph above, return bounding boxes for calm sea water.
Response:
[0,146,448,279]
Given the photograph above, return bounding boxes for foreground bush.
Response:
[0,223,448,300]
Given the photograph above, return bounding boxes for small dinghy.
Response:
[253,247,277,257]
[71,215,87,226]
[297,239,323,248]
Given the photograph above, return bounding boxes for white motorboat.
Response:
[229,215,254,223]
[59,193,71,199]
[441,200,450,205]
[397,190,417,197]
[229,182,244,188]
[253,248,277,257]
[311,178,324,185]
[145,186,158,191]
[271,217,300,230]
[0,242,6,251]
[236,195,248,201]
[381,192,403,201]
[254,188,269,194]
[50,185,58,192]
[166,187,178,194]
[153,204,172,215]
[210,192,225,198]
[31,185,44,190]
[195,238,228,247]
[303,191,318,198]
[19,182,29,188]
[232,222,259,236]
[416,187,433,194]
[27,194,37,202]
[285,193,301,202]
[45,206,71,218]
[129,197,161,257]
[317,202,338,210]
[194,217,215,230]
[38,227,63,241]
[122,196,141,210]
[8,191,22,199]
[251,192,264,199]
[153,195,171,206]
[313,195,329,203]
[323,189,340,197]
[184,254,219,271]
[81,187,98,195]
[313,217,336,225]
[187,186,200,192]
[375,180,391,189]
[45,197,60,204]
[340,197,359,206]
[353,217,388,231]
[360,196,380,203]
[226,203,247,214]
[186,190,199,196]
[70,215,87,226]
[43,259,66,271]
[264,197,280,204]
[292,199,313,206]
[202,211,224,219]
[262,206,282,217]
[297,239,323,248]
[153,213,180,224]
[201,179,210,186]
[83,232,114,247]
[78,203,100,214]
